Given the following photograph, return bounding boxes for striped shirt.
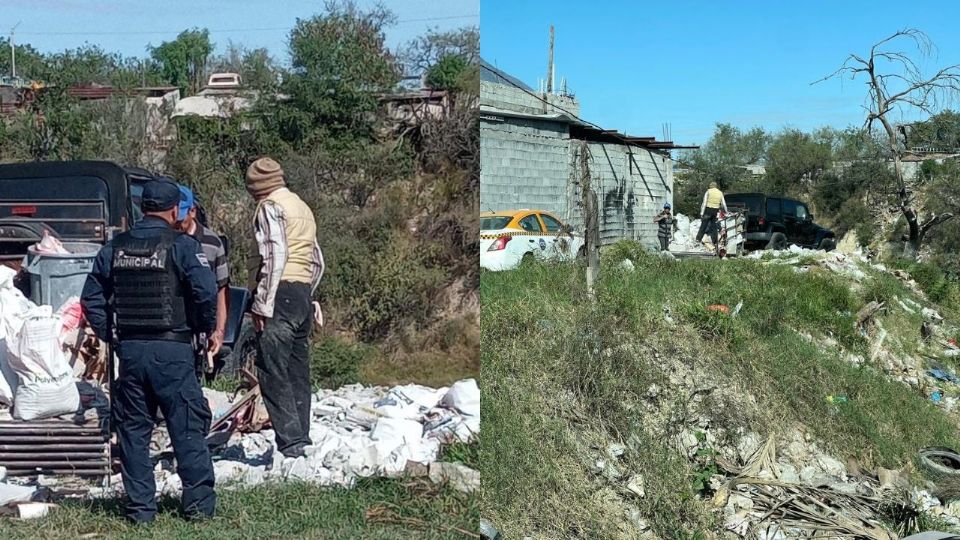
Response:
[191,224,230,289]
[251,201,324,318]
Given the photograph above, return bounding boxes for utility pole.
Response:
[546,25,554,94]
[10,22,22,80]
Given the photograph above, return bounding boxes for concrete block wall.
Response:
[481,81,580,117]
[568,141,674,247]
[480,116,571,217]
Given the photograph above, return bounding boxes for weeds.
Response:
[483,249,960,538]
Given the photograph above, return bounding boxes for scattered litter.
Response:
[928,369,958,384]
[826,395,849,405]
[9,502,56,519]
[626,474,646,498]
[707,304,730,314]
[440,379,480,417]
[33,232,68,255]
[919,447,960,479]
[619,259,635,272]
[731,301,744,317]
[0,483,35,506]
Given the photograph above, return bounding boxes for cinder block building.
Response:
[481,59,687,247]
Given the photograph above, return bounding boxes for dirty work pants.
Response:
[115,340,215,523]
[658,236,669,251]
[696,207,720,245]
[256,281,313,457]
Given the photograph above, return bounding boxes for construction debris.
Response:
[139,378,481,496]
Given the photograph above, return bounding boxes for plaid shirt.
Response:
[251,201,324,318]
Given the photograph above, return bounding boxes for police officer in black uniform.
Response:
[81,179,218,523]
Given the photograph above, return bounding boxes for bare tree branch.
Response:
[816,28,960,258]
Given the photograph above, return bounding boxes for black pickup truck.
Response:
[0,160,254,377]
[725,193,836,251]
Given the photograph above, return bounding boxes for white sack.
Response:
[441,379,480,417]
[9,314,79,420]
[0,340,17,405]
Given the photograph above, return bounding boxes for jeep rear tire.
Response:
[819,238,837,252]
[766,232,788,250]
[217,319,257,379]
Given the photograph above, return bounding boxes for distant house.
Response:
[480,59,692,248]
[172,73,256,119]
[380,89,450,126]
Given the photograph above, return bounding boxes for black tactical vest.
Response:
[658,213,675,238]
[111,228,187,335]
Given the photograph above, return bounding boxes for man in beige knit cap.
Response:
[245,157,325,458]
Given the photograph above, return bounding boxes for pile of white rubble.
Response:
[121,378,480,499]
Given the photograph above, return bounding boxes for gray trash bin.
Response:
[24,242,101,311]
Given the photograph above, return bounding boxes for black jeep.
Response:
[0,160,254,377]
[725,193,836,251]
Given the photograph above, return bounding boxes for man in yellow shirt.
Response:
[245,157,325,458]
[696,182,728,250]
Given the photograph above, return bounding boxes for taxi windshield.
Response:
[481,216,512,230]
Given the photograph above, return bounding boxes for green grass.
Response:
[482,246,960,539]
[0,478,478,540]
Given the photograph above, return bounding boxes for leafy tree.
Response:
[907,110,960,150]
[280,1,400,141]
[764,128,833,195]
[150,29,213,95]
[425,54,470,91]
[401,26,479,77]
[675,124,769,214]
[210,42,281,89]
[0,39,47,82]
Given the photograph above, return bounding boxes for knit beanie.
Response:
[245,157,286,198]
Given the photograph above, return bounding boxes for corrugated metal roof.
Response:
[480,58,534,91]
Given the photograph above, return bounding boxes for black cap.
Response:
[141,180,181,212]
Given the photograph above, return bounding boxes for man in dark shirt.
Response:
[81,179,217,523]
[177,185,230,357]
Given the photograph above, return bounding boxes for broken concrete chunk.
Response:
[606,443,626,460]
[922,308,944,323]
[285,456,310,481]
[242,466,266,487]
[428,462,479,493]
[214,460,249,484]
[626,474,646,498]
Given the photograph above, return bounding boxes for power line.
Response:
[15,14,477,37]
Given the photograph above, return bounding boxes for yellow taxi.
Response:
[480,209,584,271]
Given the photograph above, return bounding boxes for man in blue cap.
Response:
[653,202,676,252]
[81,179,218,523]
[177,185,230,361]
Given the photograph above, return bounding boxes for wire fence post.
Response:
[585,189,600,301]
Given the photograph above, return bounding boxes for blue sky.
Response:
[481,0,960,145]
[1,0,477,64]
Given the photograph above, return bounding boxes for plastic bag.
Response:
[441,379,480,417]
[9,314,79,421]
[33,231,69,255]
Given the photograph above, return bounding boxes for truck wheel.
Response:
[766,232,788,250]
[217,320,257,379]
[819,238,837,252]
